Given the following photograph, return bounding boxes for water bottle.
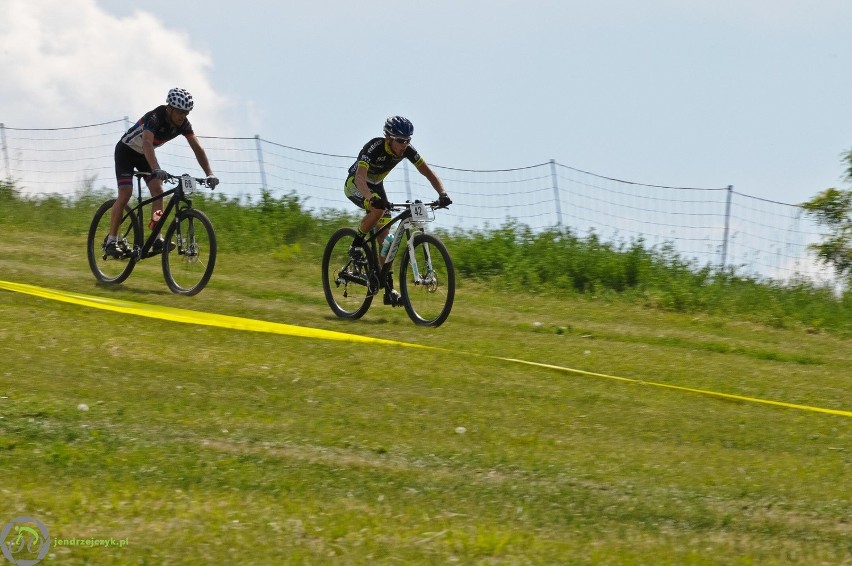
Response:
[148,209,163,230]
[381,233,394,256]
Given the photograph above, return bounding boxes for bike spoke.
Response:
[400,234,455,327]
[87,199,140,284]
[162,210,217,295]
[322,228,374,319]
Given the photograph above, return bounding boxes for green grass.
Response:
[0,194,850,564]
[3,183,850,336]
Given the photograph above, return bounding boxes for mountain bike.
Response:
[86,172,217,296]
[322,200,455,327]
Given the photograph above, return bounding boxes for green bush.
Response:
[4,183,850,337]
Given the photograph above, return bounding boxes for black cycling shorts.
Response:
[114,142,152,189]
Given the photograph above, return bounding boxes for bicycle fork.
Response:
[404,221,440,288]
[408,238,437,289]
[176,216,198,260]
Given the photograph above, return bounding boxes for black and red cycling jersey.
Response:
[114,106,194,188]
[119,105,194,153]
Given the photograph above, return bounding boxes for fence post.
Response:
[549,159,563,226]
[254,135,268,191]
[0,123,9,184]
[403,160,412,201]
[720,185,733,270]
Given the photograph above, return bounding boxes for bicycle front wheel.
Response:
[322,227,375,319]
[162,208,217,296]
[87,198,142,284]
[399,233,455,327]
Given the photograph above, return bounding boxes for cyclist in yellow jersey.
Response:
[344,116,451,305]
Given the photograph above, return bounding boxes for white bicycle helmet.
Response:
[166,88,194,112]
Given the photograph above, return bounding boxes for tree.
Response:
[802,150,852,281]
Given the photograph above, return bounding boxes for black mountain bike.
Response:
[322,200,455,327]
[86,172,217,296]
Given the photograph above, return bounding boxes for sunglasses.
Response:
[390,137,411,145]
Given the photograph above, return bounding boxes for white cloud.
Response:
[0,0,233,135]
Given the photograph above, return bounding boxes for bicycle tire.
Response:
[162,208,217,296]
[86,198,142,284]
[322,227,375,319]
[399,233,455,327]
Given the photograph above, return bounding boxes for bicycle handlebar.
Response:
[386,200,448,211]
[132,171,217,189]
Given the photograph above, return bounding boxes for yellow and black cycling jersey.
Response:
[344,137,424,199]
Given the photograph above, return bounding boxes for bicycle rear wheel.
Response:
[399,233,455,327]
[87,198,142,284]
[322,227,375,319]
[162,208,217,296]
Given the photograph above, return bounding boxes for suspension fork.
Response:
[169,196,195,254]
[404,225,430,283]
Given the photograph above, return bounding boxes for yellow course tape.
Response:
[1,279,849,419]
[492,358,852,418]
[0,280,434,348]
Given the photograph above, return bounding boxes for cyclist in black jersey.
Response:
[105,88,219,258]
[344,116,452,305]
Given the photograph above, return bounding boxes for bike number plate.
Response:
[181,175,197,193]
[410,202,429,222]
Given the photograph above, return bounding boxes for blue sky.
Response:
[3,0,852,204]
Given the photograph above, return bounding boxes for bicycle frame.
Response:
[359,202,432,294]
[123,173,193,260]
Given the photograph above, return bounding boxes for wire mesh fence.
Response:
[0,119,838,286]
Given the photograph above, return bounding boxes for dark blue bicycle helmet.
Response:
[383,116,414,138]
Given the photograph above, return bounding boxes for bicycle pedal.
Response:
[102,251,133,261]
[383,290,403,307]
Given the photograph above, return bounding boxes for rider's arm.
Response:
[142,130,161,172]
[354,163,372,199]
[186,133,214,177]
[416,161,446,195]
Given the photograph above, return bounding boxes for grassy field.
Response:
[1,222,850,564]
